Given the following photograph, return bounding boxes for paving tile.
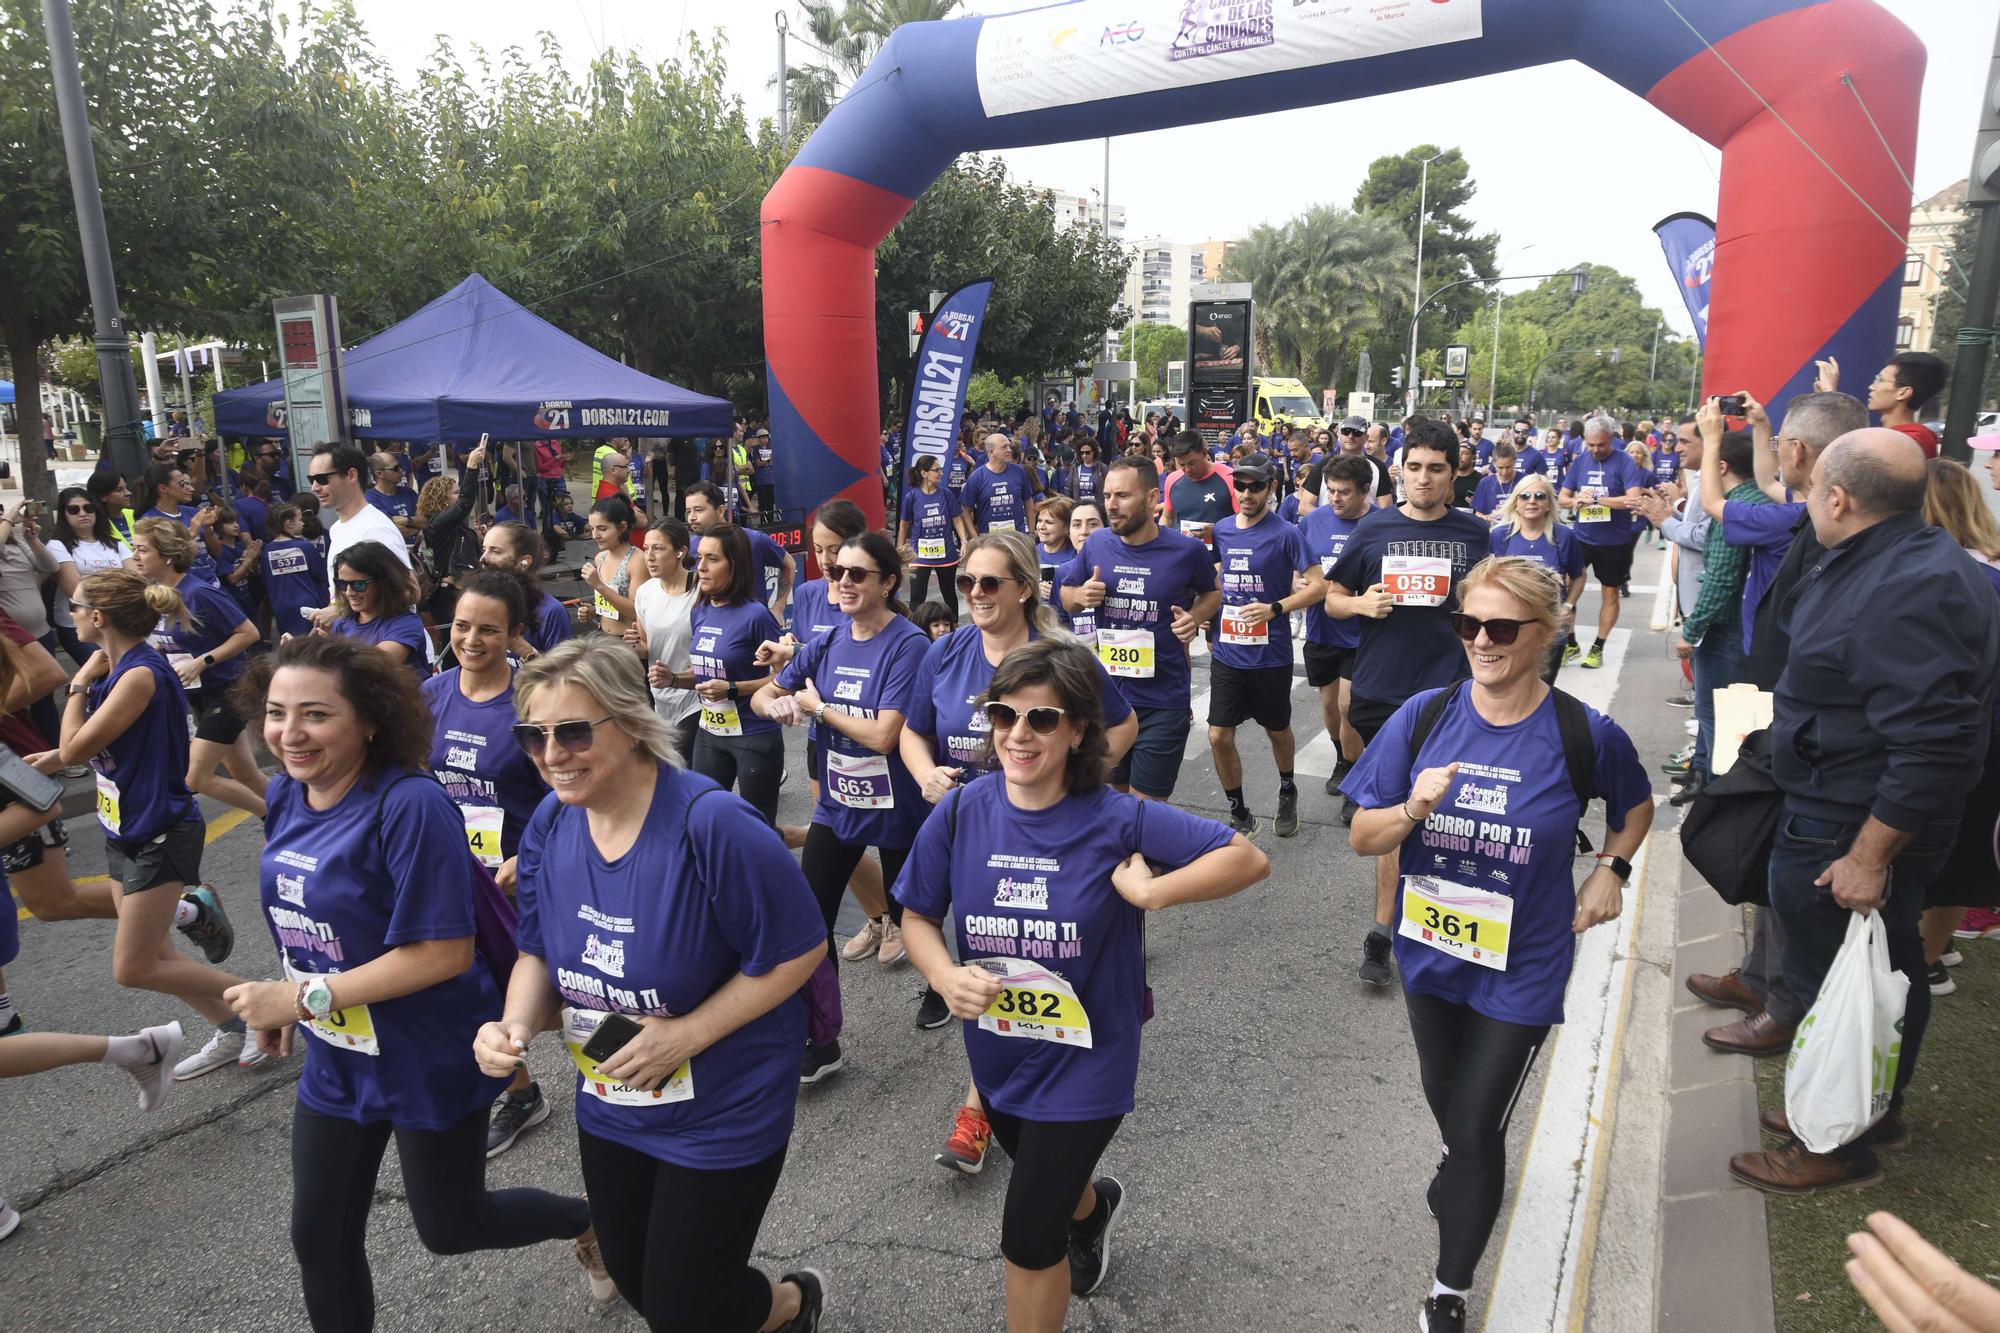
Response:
[1678,883,1748,945]
[1660,1191,1776,1332]
[1664,1079,1760,1198]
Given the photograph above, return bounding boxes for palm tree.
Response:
[775,0,967,132]
[1221,207,1413,394]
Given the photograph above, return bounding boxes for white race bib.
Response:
[917,536,947,561]
[593,589,621,622]
[1096,626,1155,678]
[1399,875,1515,972]
[1381,553,1452,607]
[1178,519,1212,546]
[284,961,380,1055]
[826,747,894,809]
[562,1008,692,1106]
[94,770,122,836]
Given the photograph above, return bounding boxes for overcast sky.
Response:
[348,0,1995,340]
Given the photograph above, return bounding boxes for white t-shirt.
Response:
[46,537,132,628]
[326,504,412,597]
[633,577,699,726]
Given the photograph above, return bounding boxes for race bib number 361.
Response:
[1399,875,1514,971]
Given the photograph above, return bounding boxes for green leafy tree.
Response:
[1120,323,1184,397]
[1464,264,1698,416]
[1933,211,1999,413]
[775,0,965,133]
[1221,206,1411,396]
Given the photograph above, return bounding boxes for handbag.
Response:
[1679,728,1781,906]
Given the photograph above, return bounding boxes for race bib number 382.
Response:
[970,957,1092,1048]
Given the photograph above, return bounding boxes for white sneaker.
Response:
[574,1231,618,1305]
[840,918,883,962]
[0,1198,19,1243]
[877,919,906,967]
[123,1022,184,1111]
[174,1027,260,1081]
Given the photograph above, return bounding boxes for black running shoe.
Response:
[779,1269,826,1331]
[1341,795,1359,826]
[1068,1175,1124,1296]
[915,985,951,1030]
[1275,787,1299,838]
[799,1040,844,1086]
[1228,806,1260,838]
[1359,930,1393,987]
[1421,1293,1468,1331]
[486,1081,551,1158]
[1324,772,1342,796]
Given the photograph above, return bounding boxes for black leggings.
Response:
[801,821,908,942]
[691,729,785,825]
[578,1127,786,1332]
[909,565,959,620]
[985,1106,1123,1270]
[1404,992,1550,1290]
[290,1103,590,1333]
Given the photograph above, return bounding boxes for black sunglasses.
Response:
[826,563,885,585]
[1237,477,1270,492]
[511,715,615,757]
[1339,428,1363,437]
[334,577,374,593]
[308,471,338,486]
[1449,612,1533,646]
[955,573,1021,596]
[63,503,94,514]
[983,703,1066,734]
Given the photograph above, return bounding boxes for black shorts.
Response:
[1348,693,1404,748]
[1580,539,1638,588]
[1207,662,1293,733]
[1108,706,1192,799]
[1302,641,1354,689]
[191,688,248,745]
[0,798,68,874]
[105,816,205,895]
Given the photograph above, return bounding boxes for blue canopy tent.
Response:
[215,274,731,441]
[0,381,14,405]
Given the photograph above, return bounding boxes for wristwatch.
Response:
[296,977,336,1021]
[812,703,829,726]
[201,653,216,668]
[1596,854,1634,883]
[726,682,741,700]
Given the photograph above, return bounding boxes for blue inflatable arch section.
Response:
[762,0,1924,528]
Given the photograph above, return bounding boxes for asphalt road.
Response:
[0,561,1694,1332]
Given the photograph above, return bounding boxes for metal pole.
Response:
[41,0,147,482]
[1688,348,1700,413]
[1488,288,1502,418]
[775,11,789,141]
[1943,202,2000,460]
[1648,321,1662,409]
[1407,156,1431,417]
[140,331,168,439]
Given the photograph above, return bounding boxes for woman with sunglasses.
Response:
[47,487,132,664]
[219,634,604,1329]
[480,521,573,654]
[329,540,431,682]
[624,519,700,757]
[477,638,829,1330]
[420,570,559,1158]
[28,569,247,1078]
[898,638,1264,1326]
[131,517,267,818]
[899,531,1137,1171]
[1341,556,1651,1333]
[686,524,785,824]
[577,496,641,633]
[752,532,929,1084]
[1488,484,1584,683]
[898,455,972,620]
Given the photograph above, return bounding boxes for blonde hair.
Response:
[1495,475,1559,533]
[1625,442,1652,472]
[1458,556,1563,635]
[514,636,681,767]
[417,476,458,526]
[960,529,1060,635]
[1923,458,2000,561]
[81,568,191,637]
[132,516,198,573]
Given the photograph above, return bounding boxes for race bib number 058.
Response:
[1382,554,1452,607]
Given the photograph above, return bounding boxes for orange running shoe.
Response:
[935,1105,991,1175]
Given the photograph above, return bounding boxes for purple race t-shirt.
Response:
[904,625,1133,772]
[776,615,928,846]
[331,610,431,682]
[422,669,549,861]
[1058,526,1217,711]
[689,599,784,738]
[1210,511,1313,670]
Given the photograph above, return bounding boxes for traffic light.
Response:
[1974,39,2000,204]
[1391,365,1404,390]
[907,310,924,356]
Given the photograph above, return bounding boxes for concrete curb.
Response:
[1659,852,1777,1331]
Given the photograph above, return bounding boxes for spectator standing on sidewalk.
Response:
[1727,429,1999,1196]
[1637,415,1705,719]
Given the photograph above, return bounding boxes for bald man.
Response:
[1726,428,2000,1198]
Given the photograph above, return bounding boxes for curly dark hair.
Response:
[979,638,1108,796]
[231,633,433,778]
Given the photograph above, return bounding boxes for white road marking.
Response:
[1648,546,1676,631]
[1554,628,1629,716]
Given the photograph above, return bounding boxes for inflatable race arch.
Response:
[761,0,1924,527]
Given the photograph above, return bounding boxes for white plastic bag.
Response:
[1784,910,1910,1154]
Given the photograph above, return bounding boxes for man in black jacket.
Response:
[1728,429,2000,1196]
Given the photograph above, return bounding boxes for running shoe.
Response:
[1275,788,1300,838]
[173,1027,264,1081]
[1941,948,1964,968]
[1324,772,1341,796]
[1666,692,1695,709]
[1581,644,1604,670]
[1953,907,2000,939]
[0,1199,18,1244]
[778,1269,826,1332]
[1927,961,1956,996]
[574,1230,618,1304]
[915,986,951,1030]
[1228,806,1260,838]
[124,1022,183,1112]
[1359,930,1393,987]
[1341,795,1359,827]
[935,1105,992,1175]
[877,919,907,966]
[486,1081,551,1158]
[1659,744,1693,776]
[1420,1293,1468,1331]
[1562,642,1581,666]
[840,917,884,962]
[1068,1176,1123,1295]
[177,884,235,965]
[799,1040,844,1086]
[0,1014,21,1037]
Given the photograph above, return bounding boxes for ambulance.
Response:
[1252,377,1329,434]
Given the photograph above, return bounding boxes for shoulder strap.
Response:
[1408,682,1461,755]
[1550,688,1598,855]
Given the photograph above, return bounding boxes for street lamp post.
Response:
[1405,150,1445,417]
[1488,243,1537,419]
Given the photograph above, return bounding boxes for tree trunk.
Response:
[3,319,56,503]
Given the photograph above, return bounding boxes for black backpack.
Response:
[1409,681,1599,855]
[1678,728,1780,906]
